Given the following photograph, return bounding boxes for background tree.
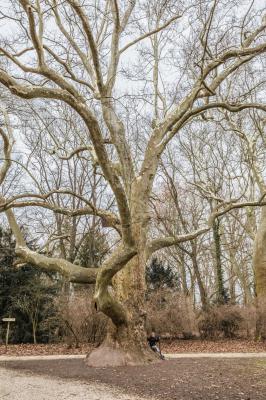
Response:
[0,227,59,343]
[146,257,179,292]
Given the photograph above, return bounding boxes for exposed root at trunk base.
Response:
[85,341,160,367]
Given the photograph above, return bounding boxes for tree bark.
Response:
[86,176,159,367]
[253,206,266,339]
[86,234,158,367]
[179,252,189,296]
[213,219,227,305]
[191,242,209,310]
[32,323,37,345]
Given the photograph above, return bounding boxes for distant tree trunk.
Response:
[241,274,253,306]
[253,207,266,339]
[32,325,37,344]
[191,243,208,310]
[68,216,77,263]
[229,274,236,304]
[213,218,227,305]
[180,253,189,296]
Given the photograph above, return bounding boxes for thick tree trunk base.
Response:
[87,233,155,367]
[255,298,266,341]
[85,341,159,367]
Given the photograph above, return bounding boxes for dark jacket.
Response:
[147,335,160,347]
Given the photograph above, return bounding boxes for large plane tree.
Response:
[0,0,266,366]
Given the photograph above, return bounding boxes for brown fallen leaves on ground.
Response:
[162,338,266,353]
[3,358,266,400]
[1,339,266,356]
[0,343,95,356]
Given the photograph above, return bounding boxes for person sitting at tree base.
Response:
[147,331,165,360]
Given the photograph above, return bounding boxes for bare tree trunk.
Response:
[213,219,227,305]
[229,273,236,304]
[68,216,77,263]
[86,233,157,367]
[86,171,159,367]
[32,322,37,344]
[191,248,208,310]
[254,207,266,339]
[180,253,189,296]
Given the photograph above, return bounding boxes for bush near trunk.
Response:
[198,305,244,339]
[146,289,198,338]
[146,291,259,340]
[55,289,108,347]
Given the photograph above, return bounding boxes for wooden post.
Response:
[5,321,10,348]
[2,318,16,349]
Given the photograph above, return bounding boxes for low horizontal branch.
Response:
[16,246,98,284]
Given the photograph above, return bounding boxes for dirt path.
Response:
[0,367,143,400]
[167,352,266,358]
[2,357,266,400]
[1,352,266,361]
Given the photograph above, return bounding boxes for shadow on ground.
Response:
[1,358,265,400]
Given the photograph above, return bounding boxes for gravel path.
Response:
[167,352,266,358]
[0,367,143,400]
[1,352,266,361]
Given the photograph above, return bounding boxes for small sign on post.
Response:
[2,317,16,348]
